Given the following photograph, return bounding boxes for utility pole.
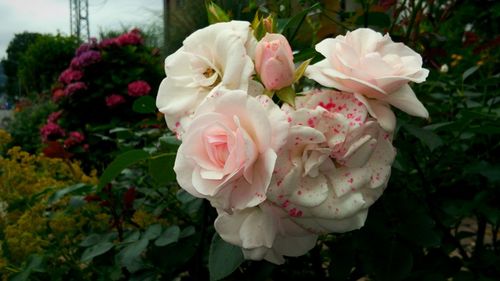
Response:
[70,0,90,41]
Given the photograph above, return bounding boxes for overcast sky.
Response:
[0,0,163,59]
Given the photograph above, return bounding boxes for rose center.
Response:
[203,68,215,78]
[205,134,229,167]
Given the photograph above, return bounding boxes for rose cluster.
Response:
[156,21,428,264]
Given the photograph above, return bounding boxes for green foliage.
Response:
[17,34,79,98]
[0,32,41,101]
[208,234,244,281]
[6,100,56,153]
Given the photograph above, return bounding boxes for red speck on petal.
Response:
[348,178,354,184]
[319,101,336,111]
[307,118,315,128]
[297,190,302,195]
[288,208,303,217]
[282,200,290,208]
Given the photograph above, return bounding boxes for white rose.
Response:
[214,201,318,265]
[267,89,396,234]
[306,28,429,131]
[156,21,260,137]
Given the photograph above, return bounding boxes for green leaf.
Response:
[155,225,181,246]
[158,134,181,150]
[462,66,479,81]
[206,1,230,24]
[148,153,176,185]
[176,189,198,204]
[10,255,45,281]
[143,224,162,240]
[47,183,91,205]
[276,86,296,107]
[118,238,149,271]
[278,3,321,41]
[209,233,244,281]
[80,234,103,247]
[98,149,150,190]
[293,59,312,84]
[465,161,500,182]
[403,123,443,151]
[180,226,196,238]
[81,242,114,262]
[123,230,141,243]
[132,96,157,114]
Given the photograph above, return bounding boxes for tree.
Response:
[1,32,41,101]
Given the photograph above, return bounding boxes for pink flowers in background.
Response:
[98,29,144,49]
[105,94,126,107]
[70,50,102,69]
[255,33,295,90]
[59,69,84,84]
[127,80,151,97]
[116,29,143,46]
[156,21,428,264]
[40,123,66,142]
[64,82,87,96]
[47,111,63,123]
[64,131,85,148]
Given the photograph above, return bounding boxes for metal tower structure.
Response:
[70,0,90,41]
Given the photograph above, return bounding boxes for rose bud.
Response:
[255,33,295,91]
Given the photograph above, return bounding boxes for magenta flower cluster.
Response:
[64,82,87,96]
[127,80,151,97]
[58,69,84,84]
[105,94,126,107]
[70,50,102,69]
[40,123,66,142]
[99,29,144,48]
[64,131,85,148]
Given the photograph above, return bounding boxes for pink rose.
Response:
[306,28,429,131]
[267,89,396,234]
[174,89,289,211]
[214,202,318,265]
[255,33,295,90]
[105,94,126,107]
[127,80,151,97]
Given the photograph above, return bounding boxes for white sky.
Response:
[0,0,163,59]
